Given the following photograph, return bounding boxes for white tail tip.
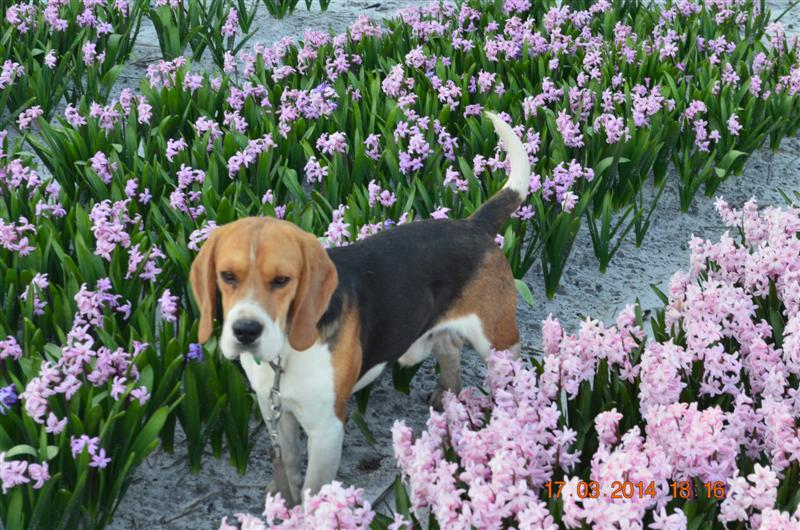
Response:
[484,111,531,203]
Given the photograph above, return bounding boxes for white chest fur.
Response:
[239,344,337,429]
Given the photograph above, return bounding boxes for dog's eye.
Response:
[220,271,237,285]
[271,276,290,289]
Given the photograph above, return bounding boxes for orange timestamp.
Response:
[544,480,726,500]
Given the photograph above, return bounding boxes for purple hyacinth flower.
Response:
[0,385,18,414]
[186,343,204,363]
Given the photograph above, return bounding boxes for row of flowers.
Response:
[0,128,253,528]
[10,0,800,298]
[0,0,336,131]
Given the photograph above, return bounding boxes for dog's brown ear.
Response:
[288,232,338,351]
[190,227,223,344]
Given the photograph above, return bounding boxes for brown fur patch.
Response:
[329,303,363,422]
[442,247,519,349]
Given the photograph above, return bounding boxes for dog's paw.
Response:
[427,386,447,412]
[266,480,301,507]
[266,479,292,498]
[266,479,280,496]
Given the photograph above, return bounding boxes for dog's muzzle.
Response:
[232,318,264,345]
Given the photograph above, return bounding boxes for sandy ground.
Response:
[37,0,798,527]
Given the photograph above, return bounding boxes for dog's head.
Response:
[189,216,338,362]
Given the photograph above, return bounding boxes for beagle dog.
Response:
[189,112,531,504]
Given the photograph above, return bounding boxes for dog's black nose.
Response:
[232,319,263,344]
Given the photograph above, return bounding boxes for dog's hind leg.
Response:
[428,331,464,411]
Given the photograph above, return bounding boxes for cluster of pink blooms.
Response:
[316,132,348,155]
[443,166,469,193]
[367,180,397,208]
[393,113,433,176]
[170,164,206,219]
[0,60,24,91]
[0,336,23,361]
[538,304,643,399]
[5,0,132,81]
[89,198,140,260]
[218,481,385,530]
[125,241,165,282]
[81,41,106,67]
[0,215,36,256]
[228,133,278,178]
[304,156,328,184]
[166,137,187,162]
[645,403,738,483]
[89,151,118,184]
[20,272,50,316]
[17,105,43,130]
[193,115,223,151]
[0,135,65,219]
[221,8,238,39]
[159,288,179,323]
[87,193,166,282]
[323,204,350,247]
[5,3,37,34]
[719,464,800,528]
[682,99,722,152]
[188,220,218,251]
[86,100,122,131]
[276,83,339,138]
[538,159,594,212]
[63,104,87,128]
[381,63,415,100]
[146,56,189,90]
[561,425,680,529]
[71,434,111,468]
[348,15,383,42]
[386,199,800,528]
[364,133,381,161]
[4,278,151,493]
[0,452,50,494]
[393,349,575,529]
[4,155,56,206]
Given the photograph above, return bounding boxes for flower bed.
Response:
[1,0,147,127]
[392,198,800,529]
[25,0,800,298]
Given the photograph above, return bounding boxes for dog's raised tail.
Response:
[470,111,531,235]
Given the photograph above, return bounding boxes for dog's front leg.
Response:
[300,415,344,500]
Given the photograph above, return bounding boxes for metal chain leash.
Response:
[268,359,284,459]
[267,357,296,505]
